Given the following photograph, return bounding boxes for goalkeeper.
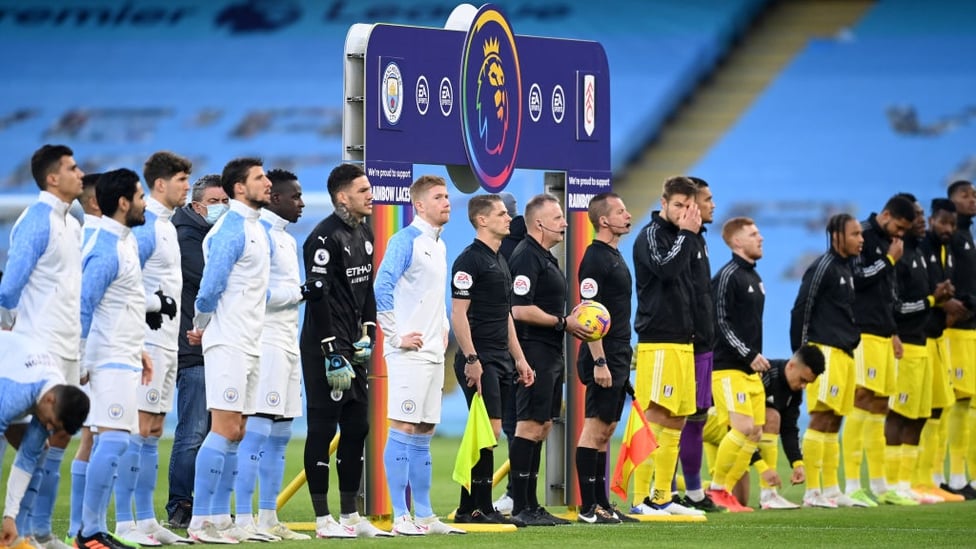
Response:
[298,164,388,538]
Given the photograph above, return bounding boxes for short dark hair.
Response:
[895,192,917,204]
[882,195,917,222]
[795,345,826,377]
[191,174,222,202]
[948,180,973,199]
[96,168,141,217]
[327,163,366,203]
[53,385,90,435]
[221,157,263,198]
[662,176,697,201]
[688,176,709,189]
[587,192,620,228]
[267,168,299,194]
[931,198,956,216]
[81,172,101,190]
[467,194,502,228]
[143,151,192,190]
[30,144,74,190]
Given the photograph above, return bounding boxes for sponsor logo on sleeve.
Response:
[453,271,473,290]
[580,277,598,299]
[513,275,530,296]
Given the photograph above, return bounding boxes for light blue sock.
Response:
[259,421,292,512]
[134,436,160,521]
[83,431,129,536]
[31,445,65,537]
[211,439,239,518]
[383,429,411,518]
[16,450,45,536]
[407,432,434,518]
[192,433,231,519]
[114,434,144,524]
[235,417,272,518]
[69,459,88,538]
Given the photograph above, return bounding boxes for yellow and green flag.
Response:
[453,393,498,491]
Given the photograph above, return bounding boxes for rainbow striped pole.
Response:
[363,202,414,517]
[564,210,593,508]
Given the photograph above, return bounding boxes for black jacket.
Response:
[633,212,696,344]
[950,214,976,329]
[894,236,934,346]
[790,250,859,356]
[851,214,897,337]
[712,254,764,374]
[762,359,804,467]
[499,215,526,262]
[173,205,209,370]
[920,231,954,339]
[690,228,715,353]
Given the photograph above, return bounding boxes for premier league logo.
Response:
[461,4,522,192]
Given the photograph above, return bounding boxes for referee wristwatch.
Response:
[554,315,567,332]
[594,357,608,367]
[465,353,480,364]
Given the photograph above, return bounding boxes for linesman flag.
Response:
[453,393,498,491]
[611,389,658,500]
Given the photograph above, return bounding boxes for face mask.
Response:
[204,203,228,224]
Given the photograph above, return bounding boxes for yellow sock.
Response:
[948,400,970,477]
[822,431,840,492]
[757,433,779,489]
[704,440,718,482]
[631,422,661,505]
[842,408,869,489]
[936,411,950,483]
[726,437,758,490]
[711,428,747,491]
[901,444,919,488]
[884,445,901,487]
[803,430,826,491]
[652,427,682,504]
[865,413,887,483]
[967,408,976,481]
[916,419,938,486]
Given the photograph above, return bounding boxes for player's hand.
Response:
[464,359,483,395]
[516,358,535,388]
[1,516,18,547]
[593,361,612,388]
[791,465,806,485]
[141,350,154,385]
[761,469,782,488]
[892,335,904,360]
[300,279,325,302]
[750,353,771,373]
[187,328,203,346]
[934,280,954,303]
[352,322,375,364]
[1,306,16,330]
[325,353,356,391]
[944,298,970,326]
[677,201,702,233]
[399,331,424,351]
[565,314,595,341]
[155,290,177,320]
[887,237,904,263]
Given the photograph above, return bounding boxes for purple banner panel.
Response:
[566,170,612,212]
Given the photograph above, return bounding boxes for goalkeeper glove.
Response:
[352,321,375,365]
[321,336,356,391]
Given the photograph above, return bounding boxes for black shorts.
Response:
[454,350,515,419]
[516,344,564,423]
[578,342,632,424]
[301,349,368,409]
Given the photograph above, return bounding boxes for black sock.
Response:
[473,448,495,514]
[595,450,612,509]
[527,441,543,509]
[509,437,534,515]
[339,491,358,516]
[576,447,598,511]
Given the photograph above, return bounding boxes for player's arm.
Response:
[3,417,50,525]
[713,268,765,370]
[792,258,829,350]
[193,224,245,330]
[579,258,611,386]
[301,232,337,344]
[851,234,893,290]
[80,249,118,340]
[375,232,413,348]
[780,401,804,471]
[637,225,695,282]
[0,210,50,327]
[507,314,534,387]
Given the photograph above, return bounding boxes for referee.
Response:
[451,194,535,527]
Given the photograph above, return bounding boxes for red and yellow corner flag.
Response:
[453,393,498,491]
[611,399,658,500]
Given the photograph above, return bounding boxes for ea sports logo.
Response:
[461,5,522,193]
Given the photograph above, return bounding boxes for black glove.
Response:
[301,279,325,302]
[156,290,177,319]
[146,311,163,330]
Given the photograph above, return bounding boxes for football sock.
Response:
[134,436,159,521]
[842,408,868,493]
[83,431,129,536]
